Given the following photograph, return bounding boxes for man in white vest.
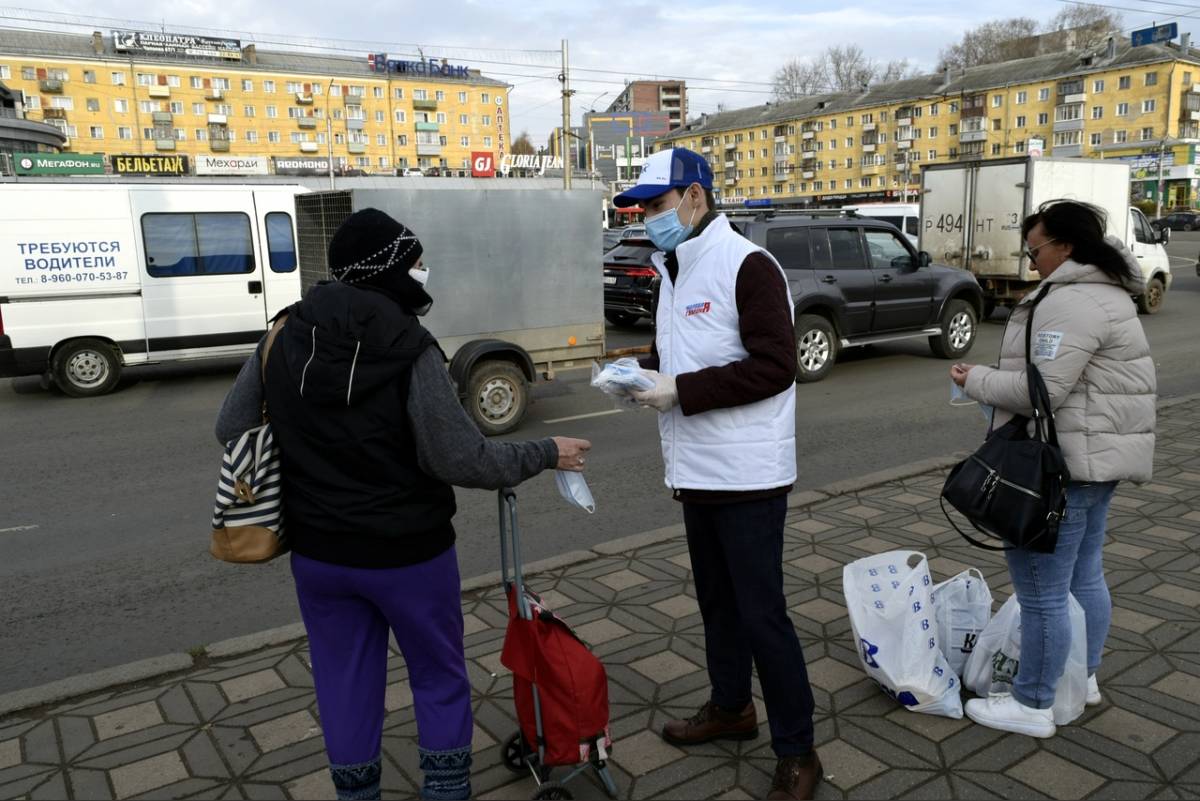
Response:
[614,148,821,801]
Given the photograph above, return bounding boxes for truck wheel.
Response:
[466,360,528,436]
[795,315,837,383]
[52,339,121,398]
[1137,277,1165,315]
[930,300,977,359]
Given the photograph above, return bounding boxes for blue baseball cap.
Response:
[613,147,714,208]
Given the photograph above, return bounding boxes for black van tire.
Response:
[52,339,122,398]
[795,314,838,383]
[930,300,977,359]
[466,360,528,436]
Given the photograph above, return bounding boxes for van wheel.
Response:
[52,339,121,398]
[466,360,528,436]
[1137,277,1165,315]
[930,300,977,359]
[795,315,837,383]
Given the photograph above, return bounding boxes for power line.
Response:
[1058,0,1200,22]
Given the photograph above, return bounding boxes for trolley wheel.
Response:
[532,782,573,800]
[502,731,531,774]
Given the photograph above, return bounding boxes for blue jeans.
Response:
[1006,481,1118,709]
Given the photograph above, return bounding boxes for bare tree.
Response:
[511,131,535,156]
[772,57,826,101]
[938,17,1041,71]
[877,58,918,84]
[1043,5,1122,49]
[822,44,878,92]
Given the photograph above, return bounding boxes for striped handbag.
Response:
[210,317,289,564]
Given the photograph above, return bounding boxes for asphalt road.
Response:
[2,240,1197,693]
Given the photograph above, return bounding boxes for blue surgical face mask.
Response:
[645,190,699,252]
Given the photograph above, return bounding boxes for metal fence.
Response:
[295,190,353,294]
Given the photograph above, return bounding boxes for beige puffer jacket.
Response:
[964,258,1156,483]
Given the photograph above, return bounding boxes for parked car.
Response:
[729,211,985,382]
[1151,211,1198,232]
[400,168,424,177]
[602,228,625,252]
[602,237,659,327]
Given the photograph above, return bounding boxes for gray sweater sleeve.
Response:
[408,346,558,488]
[215,338,267,445]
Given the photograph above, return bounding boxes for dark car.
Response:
[603,237,659,327]
[727,211,985,381]
[1151,211,1198,232]
[602,228,625,252]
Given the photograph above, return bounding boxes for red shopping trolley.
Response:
[497,488,619,801]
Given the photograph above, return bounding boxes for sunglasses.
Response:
[1023,237,1059,262]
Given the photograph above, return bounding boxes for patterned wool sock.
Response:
[329,757,382,801]
[418,745,472,800]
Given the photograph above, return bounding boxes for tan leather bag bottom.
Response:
[210,526,287,564]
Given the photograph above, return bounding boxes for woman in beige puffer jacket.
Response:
[950,200,1156,740]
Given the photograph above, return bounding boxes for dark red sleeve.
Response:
[675,253,796,417]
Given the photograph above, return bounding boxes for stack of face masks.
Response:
[555,470,596,514]
[591,358,655,408]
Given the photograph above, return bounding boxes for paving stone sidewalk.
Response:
[2,400,1198,800]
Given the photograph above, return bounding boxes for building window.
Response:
[0,66,9,80]
[1089,106,1102,120]
[484,136,492,146]
[413,89,427,101]
[89,126,103,139]
[435,90,445,101]
[376,110,385,122]
[1093,79,1104,93]
[1142,99,1156,113]
[459,113,468,124]
[374,87,384,98]
[267,105,278,118]
[1015,115,1026,127]
[190,76,204,89]
[395,110,407,122]
[1186,72,1194,87]
[268,131,281,143]
[136,73,155,86]
[1114,130,1127,143]
[1145,72,1158,86]
[169,101,184,114]
[481,93,490,103]
[377,134,386,146]
[244,105,255,117]
[246,130,258,143]
[482,115,491,126]
[113,99,128,113]
[948,102,958,113]
[1037,112,1049,125]
[992,118,1002,130]
[1055,104,1082,122]
[240,79,252,92]
[1141,127,1155,140]
[85,98,100,112]
[394,87,404,99]
[461,135,469,146]
[138,100,156,114]
[215,104,232,116]
[1117,102,1129,116]
[991,143,1001,155]
[436,112,447,124]
[290,132,304,144]
[992,95,1003,108]
[398,134,408,146]
[949,123,958,135]
[1090,133,1102,146]
[458,91,468,103]
[1119,75,1131,90]
[1016,91,1027,104]
[264,80,276,93]
[288,107,303,119]
[193,102,205,115]
[1038,88,1050,101]
[1053,130,1081,146]
[111,71,126,86]
[286,81,303,94]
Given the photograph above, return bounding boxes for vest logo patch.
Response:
[685,301,712,317]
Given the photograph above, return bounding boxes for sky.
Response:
[27,0,1200,147]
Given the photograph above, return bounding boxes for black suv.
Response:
[603,237,659,327]
[729,211,984,381]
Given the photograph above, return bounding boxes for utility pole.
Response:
[559,39,574,189]
[1155,136,1167,218]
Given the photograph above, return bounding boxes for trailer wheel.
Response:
[467,360,528,436]
[1136,277,1165,315]
[52,339,121,398]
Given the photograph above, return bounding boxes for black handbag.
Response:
[940,286,1070,553]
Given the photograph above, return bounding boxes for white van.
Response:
[843,202,920,247]
[0,183,307,396]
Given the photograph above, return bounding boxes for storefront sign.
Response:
[496,95,506,160]
[110,154,190,176]
[368,54,470,78]
[194,155,268,176]
[113,29,241,60]
[498,154,562,176]
[14,153,105,176]
[470,152,496,178]
[272,157,331,176]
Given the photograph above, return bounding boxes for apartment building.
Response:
[607,80,687,131]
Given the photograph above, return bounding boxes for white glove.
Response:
[631,370,678,412]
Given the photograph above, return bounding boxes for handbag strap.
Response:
[259,314,289,421]
[1021,285,1060,446]
[939,496,1013,551]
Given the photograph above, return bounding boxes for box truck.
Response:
[919,157,1172,315]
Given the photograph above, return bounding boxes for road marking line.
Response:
[542,409,625,424]
[0,525,38,534]
[1167,255,1195,265]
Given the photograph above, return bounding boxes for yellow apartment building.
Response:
[655,37,1200,210]
[0,28,512,176]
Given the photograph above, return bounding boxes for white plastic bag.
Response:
[962,594,1088,725]
[591,358,655,408]
[843,550,964,719]
[554,470,595,514]
[931,569,993,678]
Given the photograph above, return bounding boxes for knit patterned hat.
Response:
[328,208,423,286]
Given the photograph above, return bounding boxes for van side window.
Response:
[765,227,811,269]
[142,213,254,277]
[905,217,919,236]
[1131,210,1153,244]
[265,212,297,273]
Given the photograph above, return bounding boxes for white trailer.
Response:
[0,183,307,396]
[919,157,1172,314]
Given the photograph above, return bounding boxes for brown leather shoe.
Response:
[661,700,758,746]
[766,753,823,801]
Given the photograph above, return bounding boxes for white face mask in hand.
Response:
[555,470,595,514]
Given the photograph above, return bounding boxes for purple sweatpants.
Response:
[291,548,473,764]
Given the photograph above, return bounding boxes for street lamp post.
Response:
[326,78,335,190]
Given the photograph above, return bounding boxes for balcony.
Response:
[344,94,364,106]
[862,163,879,174]
[296,93,314,105]
[205,87,225,101]
[897,140,911,150]
[701,145,712,153]
[43,108,68,120]
[725,160,735,168]
[802,130,815,139]
[862,143,876,153]
[148,85,170,99]
[801,150,816,160]
[297,117,317,129]
[155,138,176,151]
[1053,118,1085,132]
[862,122,876,132]
[299,142,319,153]
[347,142,367,154]
[207,113,228,126]
[896,116,912,128]
[959,129,987,143]
[151,111,173,125]
[1183,110,1200,122]
[210,139,230,152]
[724,177,736,186]
[774,171,789,182]
[724,141,736,150]
[415,121,439,132]
[413,98,438,111]
[802,170,815,179]
[1060,93,1087,105]
[960,103,987,119]
[346,118,365,131]
[775,135,787,143]
[416,143,442,156]
[1054,144,1083,158]
[39,79,64,93]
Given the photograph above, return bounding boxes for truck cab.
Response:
[1127,206,1173,314]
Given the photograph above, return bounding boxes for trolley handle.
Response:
[497,488,534,621]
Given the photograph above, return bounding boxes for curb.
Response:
[5,394,1192,718]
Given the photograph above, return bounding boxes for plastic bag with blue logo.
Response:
[842,550,964,719]
[590,358,656,409]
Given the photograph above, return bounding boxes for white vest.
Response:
[652,214,797,491]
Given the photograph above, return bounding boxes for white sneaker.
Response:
[1086,675,1102,706]
[965,693,1056,738]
